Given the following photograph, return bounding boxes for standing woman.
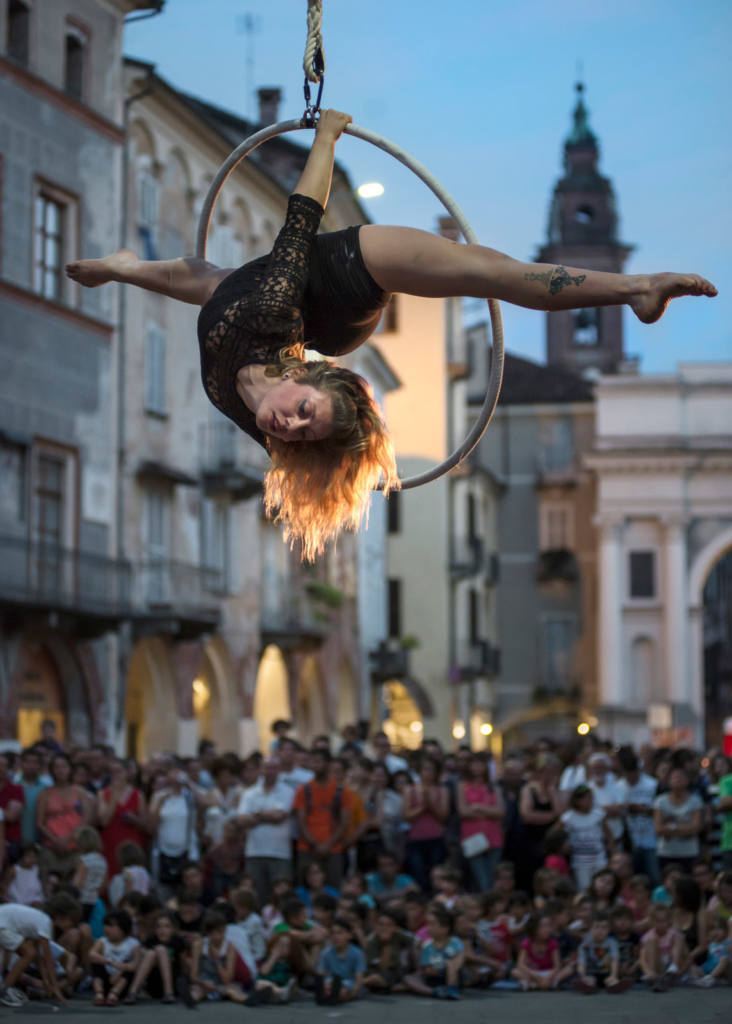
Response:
[67,111,716,560]
[403,757,449,892]
[97,759,148,877]
[653,767,704,874]
[519,754,563,883]
[36,752,92,881]
[457,752,505,892]
[148,765,197,893]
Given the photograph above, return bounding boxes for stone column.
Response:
[663,518,689,706]
[596,516,624,708]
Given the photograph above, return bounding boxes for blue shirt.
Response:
[419,936,464,971]
[318,943,366,981]
[365,872,415,897]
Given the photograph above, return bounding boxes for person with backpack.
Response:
[293,749,351,890]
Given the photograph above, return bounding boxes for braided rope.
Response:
[303,0,324,81]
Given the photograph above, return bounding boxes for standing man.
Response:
[587,753,626,846]
[616,749,660,886]
[237,756,294,906]
[293,749,351,889]
[17,748,47,845]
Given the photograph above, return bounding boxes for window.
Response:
[542,616,574,691]
[136,161,158,258]
[0,440,26,523]
[63,24,87,101]
[30,446,76,595]
[468,588,480,644]
[387,490,401,534]
[539,502,574,551]
[144,323,166,415]
[7,0,31,66]
[629,550,656,599]
[200,497,228,591]
[387,578,401,638]
[573,307,599,345]
[34,192,63,301]
[144,489,170,603]
[538,417,574,473]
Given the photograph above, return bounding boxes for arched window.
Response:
[7,0,31,67]
[158,151,191,258]
[130,125,159,258]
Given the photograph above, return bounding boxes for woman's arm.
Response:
[677,809,702,837]
[294,110,352,208]
[456,782,484,819]
[402,787,424,822]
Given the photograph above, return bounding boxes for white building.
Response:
[586,363,732,748]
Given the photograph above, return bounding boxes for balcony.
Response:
[132,560,221,638]
[0,533,131,636]
[260,576,329,651]
[454,639,501,681]
[537,549,579,583]
[369,639,409,683]
[450,538,499,582]
[200,421,262,502]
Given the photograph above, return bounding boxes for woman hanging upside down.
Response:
[67,110,717,560]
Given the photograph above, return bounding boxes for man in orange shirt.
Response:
[294,749,351,889]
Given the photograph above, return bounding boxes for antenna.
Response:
[235,13,260,119]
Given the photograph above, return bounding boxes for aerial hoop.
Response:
[195,120,505,491]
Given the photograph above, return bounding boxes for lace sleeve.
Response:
[252,193,324,331]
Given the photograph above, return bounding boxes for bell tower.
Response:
[538,83,634,375]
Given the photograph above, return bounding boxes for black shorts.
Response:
[303,226,390,356]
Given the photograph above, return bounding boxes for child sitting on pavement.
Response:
[574,910,632,993]
[693,914,730,988]
[315,916,366,1005]
[610,904,640,982]
[511,912,562,991]
[638,903,684,991]
[405,903,464,1001]
[363,908,413,993]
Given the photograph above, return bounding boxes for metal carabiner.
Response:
[301,47,325,128]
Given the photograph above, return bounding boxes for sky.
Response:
[125,0,732,374]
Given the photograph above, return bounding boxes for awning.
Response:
[136,460,198,487]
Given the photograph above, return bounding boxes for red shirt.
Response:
[0,781,25,843]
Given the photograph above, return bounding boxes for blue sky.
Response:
[126,0,732,373]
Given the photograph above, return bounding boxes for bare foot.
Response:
[65,248,138,287]
[631,272,717,324]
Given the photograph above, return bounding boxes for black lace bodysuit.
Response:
[197,193,388,451]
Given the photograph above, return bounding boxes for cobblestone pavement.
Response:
[7,986,731,1023]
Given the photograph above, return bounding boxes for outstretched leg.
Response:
[359,225,717,324]
[66,250,233,306]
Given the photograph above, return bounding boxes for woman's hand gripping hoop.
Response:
[195,120,505,491]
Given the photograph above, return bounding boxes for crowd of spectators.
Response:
[0,717,731,1008]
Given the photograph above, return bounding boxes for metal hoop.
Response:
[196,120,504,491]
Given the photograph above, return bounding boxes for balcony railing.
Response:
[135,560,223,612]
[260,574,329,649]
[454,638,501,680]
[199,421,263,501]
[370,640,409,682]
[0,533,131,617]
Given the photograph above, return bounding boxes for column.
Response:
[663,518,689,706]
[596,516,624,708]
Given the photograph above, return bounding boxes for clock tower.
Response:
[538,83,634,375]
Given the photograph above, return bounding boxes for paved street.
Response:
[8,987,730,1023]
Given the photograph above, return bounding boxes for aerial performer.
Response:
[66,9,717,561]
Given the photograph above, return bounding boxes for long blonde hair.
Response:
[263,347,399,560]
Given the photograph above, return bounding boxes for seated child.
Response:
[5,844,44,907]
[403,890,429,944]
[609,851,634,905]
[694,914,730,988]
[108,841,151,907]
[574,910,631,993]
[189,910,247,1004]
[494,861,516,900]
[363,908,413,993]
[708,871,732,921]
[511,912,563,991]
[652,863,682,905]
[543,826,571,878]
[261,876,293,936]
[89,909,141,1006]
[405,903,464,1001]
[532,868,558,910]
[588,868,621,913]
[610,904,640,981]
[506,891,532,952]
[230,887,266,963]
[627,874,653,933]
[639,903,684,991]
[454,903,502,986]
[476,891,511,969]
[315,916,366,1005]
[365,851,417,905]
[246,932,304,1005]
[568,894,594,941]
[433,868,463,911]
[335,894,368,948]
[123,910,185,1004]
[271,897,329,970]
[545,897,578,976]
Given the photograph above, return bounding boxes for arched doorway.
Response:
[192,643,238,754]
[125,638,177,758]
[254,645,291,754]
[703,549,732,747]
[15,641,66,747]
[336,660,357,731]
[381,681,423,751]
